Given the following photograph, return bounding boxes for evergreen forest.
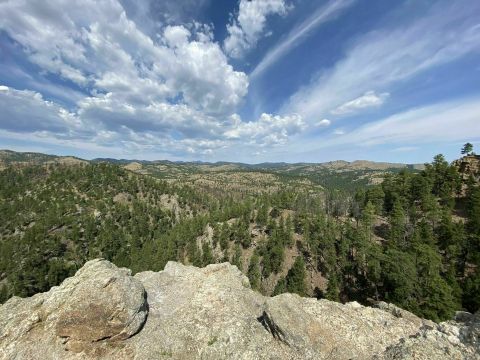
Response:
[0,150,479,323]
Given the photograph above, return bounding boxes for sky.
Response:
[0,0,479,163]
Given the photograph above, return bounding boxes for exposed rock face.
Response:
[0,259,147,358]
[452,155,480,195]
[380,311,480,359]
[0,260,478,359]
[55,260,147,347]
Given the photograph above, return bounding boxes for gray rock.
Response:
[0,259,147,358]
[263,295,422,359]
[55,259,147,348]
[0,259,478,359]
[380,319,479,360]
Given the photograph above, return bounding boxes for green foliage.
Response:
[466,184,480,264]
[0,284,8,304]
[0,163,198,297]
[365,187,384,214]
[325,274,340,301]
[388,200,406,248]
[202,243,214,267]
[273,277,287,296]
[285,256,307,296]
[462,270,480,313]
[260,226,285,276]
[247,253,261,291]
[461,143,473,155]
[362,201,375,241]
[231,243,243,272]
[256,204,268,226]
[0,151,477,323]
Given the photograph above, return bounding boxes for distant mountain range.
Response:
[0,149,425,171]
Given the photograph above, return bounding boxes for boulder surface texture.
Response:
[0,259,478,359]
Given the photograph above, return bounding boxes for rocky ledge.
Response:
[0,259,478,359]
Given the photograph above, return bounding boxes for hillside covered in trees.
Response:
[0,150,479,323]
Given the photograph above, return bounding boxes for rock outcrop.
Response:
[452,155,480,195]
[0,260,478,359]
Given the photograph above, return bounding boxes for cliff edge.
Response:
[0,259,478,359]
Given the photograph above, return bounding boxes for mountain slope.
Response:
[1,150,424,194]
[0,151,478,324]
[0,162,206,299]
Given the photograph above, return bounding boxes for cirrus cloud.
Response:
[285,0,480,123]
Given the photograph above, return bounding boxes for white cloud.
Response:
[316,119,331,127]
[0,1,248,116]
[0,0,312,160]
[224,113,305,146]
[331,91,389,115]
[251,0,355,78]
[0,0,306,157]
[224,0,289,58]
[0,87,83,134]
[0,83,304,157]
[163,26,191,48]
[311,97,480,149]
[284,0,480,122]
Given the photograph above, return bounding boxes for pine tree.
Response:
[231,244,243,272]
[256,204,268,226]
[202,242,214,266]
[247,253,261,291]
[284,215,294,247]
[219,223,229,251]
[325,274,340,301]
[285,256,307,296]
[382,249,417,313]
[462,269,480,313]
[273,277,287,296]
[0,284,8,304]
[388,200,406,248]
[413,243,459,321]
[461,143,473,155]
[466,185,480,264]
[362,201,375,242]
[365,186,384,214]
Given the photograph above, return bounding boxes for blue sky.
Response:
[0,0,479,163]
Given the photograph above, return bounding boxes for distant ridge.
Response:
[1,149,424,171]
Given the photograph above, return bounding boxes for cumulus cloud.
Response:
[331,91,389,115]
[316,119,331,127]
[0,83,304,157]
[0,0,308,157]
[224,0,289,58]
[285,0,480,122]
[224,113,305,146]
[0,87,83,134]
[0,0,247,116]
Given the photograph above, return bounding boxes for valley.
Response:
[0,149,478,323]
